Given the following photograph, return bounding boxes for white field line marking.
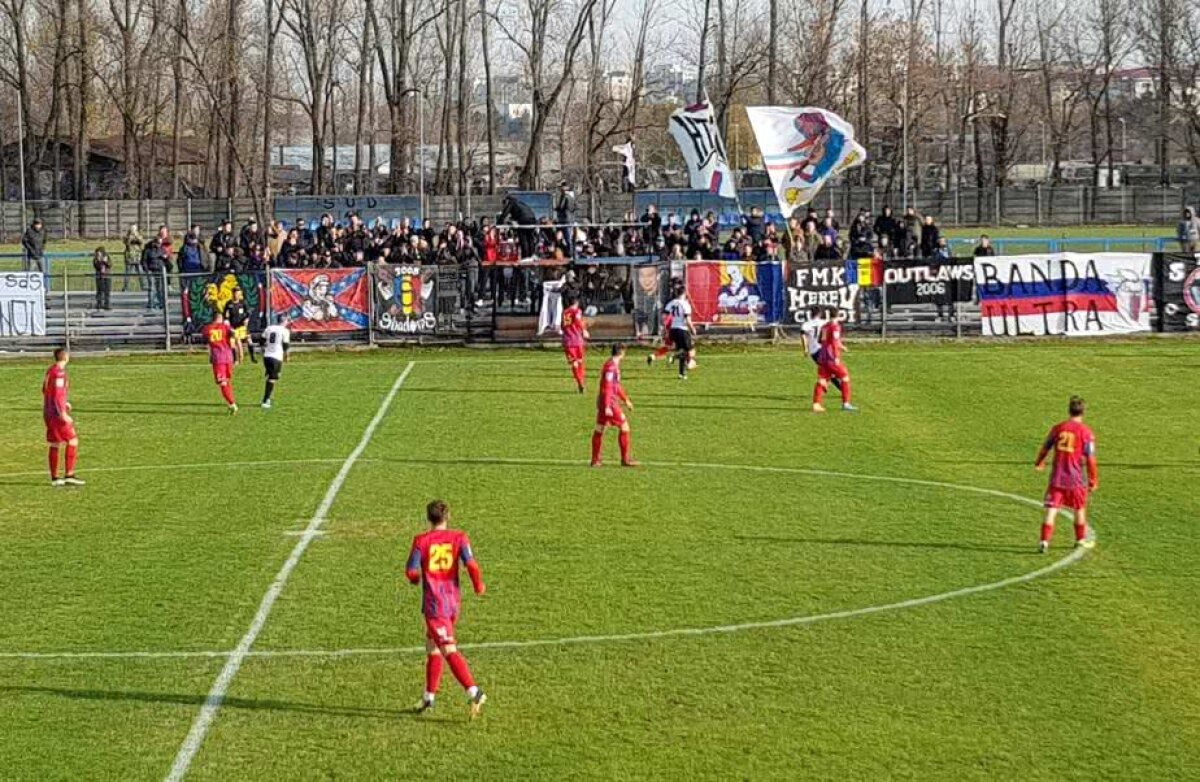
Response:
[0,457,1091,665]
[162,360,414,782]
[0,458,353,480]
[283,530,328,538]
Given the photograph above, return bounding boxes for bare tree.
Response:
[497,0,600,189]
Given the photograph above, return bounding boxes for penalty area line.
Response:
[162,360,415,782]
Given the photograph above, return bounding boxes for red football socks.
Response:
[813,383,826,405]
[591,431,604,463]
[65,444,78,476]
[653,346,670,359]
[1074,522,1087,542]
[220,383,236,406]
[48,447,59,479]
[445,652,476,690]
[618,431,631,463]
[840,380,852,404]
[425,653,444,695]
[1040,522,1054,543]
[571,362,586,389]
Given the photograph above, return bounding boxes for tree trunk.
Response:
[480,0,495,193]
[75,0,90,199]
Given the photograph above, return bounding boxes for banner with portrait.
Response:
[373,263,437,335]
[685,260,785,326]
[269,268,369,332]
[180,272,265,336]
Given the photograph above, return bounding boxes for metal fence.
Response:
[2,253,1195,355]
[2,184,1198,242]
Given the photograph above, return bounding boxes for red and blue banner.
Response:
[269,268,369,332]
[974,253,1152,337]
[685,261,785,326]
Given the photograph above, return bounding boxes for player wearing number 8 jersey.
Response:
[406,500,487,718]
[1034,395,1098,553]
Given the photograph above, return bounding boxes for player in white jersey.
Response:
[260,317,291,409]
[800,306,843,393]
[663,286,697,380]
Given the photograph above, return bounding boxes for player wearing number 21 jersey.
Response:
[1034,395,1098,553]
[406,500,487,718]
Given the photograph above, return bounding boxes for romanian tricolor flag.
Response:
[845,257,883,287]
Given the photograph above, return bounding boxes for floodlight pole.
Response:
[16,93,27,231]
[402,87,426,223]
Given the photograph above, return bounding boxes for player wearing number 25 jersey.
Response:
[405,500,487,718]
[1034,395,1098,553]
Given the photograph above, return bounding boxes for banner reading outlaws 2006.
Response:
[883,259,975,305]
[269,268,369,332]
[1159,253,1200,331]
[974,253,1152,337]
[373,264,437,334]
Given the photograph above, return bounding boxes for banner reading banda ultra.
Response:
[974,253,1152,337]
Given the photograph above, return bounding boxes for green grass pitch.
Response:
[0,341,1197,780]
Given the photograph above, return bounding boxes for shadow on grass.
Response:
[0,684,446,722]
[938,458,1199,471]
[3,405,222,417]
[733,534,1032,555]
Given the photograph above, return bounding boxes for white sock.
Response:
[423,692,435,703]
[467,685,479,699]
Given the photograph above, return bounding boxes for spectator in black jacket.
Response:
[210,220,236,267]
[239,218,261,251]
[743,206,765,245]
[813,234,842,261]
[640,203,662,246]
[873,206,898,249]
[919,214,941,258]
[22,219,45,273]
[92,247,112,309]
[141,237,167,309]
[973,234,996,257]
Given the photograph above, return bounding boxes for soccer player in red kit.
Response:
[591,343,637,467]
[406,500,487,717]
[201,311,238,413]
[812,307,856,413]
[561,294,589,393]
[645,310,675,366]
[43,347,84,486]
[1034,395,1098,553]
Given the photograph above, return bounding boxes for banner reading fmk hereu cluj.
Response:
[974,253,1151,337]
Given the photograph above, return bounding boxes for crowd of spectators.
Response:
[53,191,1003,314]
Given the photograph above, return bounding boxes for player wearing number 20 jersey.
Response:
[1034,396,1098,553]
[405,500,487,718]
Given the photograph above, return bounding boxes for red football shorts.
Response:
[564,344,585,363]
[817,360,849,382]
[1044,486,1089,511]
[425,617,458,647]
[45,417,77,444]
[212,362,232,384]
[596,402,627,428]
